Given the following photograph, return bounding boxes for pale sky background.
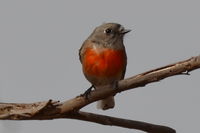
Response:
[0,0,199,133]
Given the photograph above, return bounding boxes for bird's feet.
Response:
[81,85,95,99]
[113,81,119,90]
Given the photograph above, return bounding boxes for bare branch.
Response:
[0,55,200,133]
[0,100,60,120]
[59,55,200,113]
[68,111,176,133]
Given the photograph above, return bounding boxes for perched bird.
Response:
[79,23,130,110]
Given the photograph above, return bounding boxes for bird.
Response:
[79,23,130,110]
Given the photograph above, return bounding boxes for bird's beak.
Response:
[120,29,131,34]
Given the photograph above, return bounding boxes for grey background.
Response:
[0,0,199,133]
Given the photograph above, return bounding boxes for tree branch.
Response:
[59,55,200,113]
[68,111,176,133]
[0,55,200,133]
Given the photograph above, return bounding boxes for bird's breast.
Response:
[82,48,126,78]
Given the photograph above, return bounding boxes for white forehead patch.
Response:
[119,25,125,32]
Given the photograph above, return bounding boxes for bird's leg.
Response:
[82,85,95,99]
[112,80,119,90]
[111,81,119,96]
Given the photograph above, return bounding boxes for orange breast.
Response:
[82,48,126,78]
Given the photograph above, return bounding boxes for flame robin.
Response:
[79,23,130,110]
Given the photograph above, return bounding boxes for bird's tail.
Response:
[97,96,115,110]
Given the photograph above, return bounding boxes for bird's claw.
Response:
[82,85,94,99]
[113,81,119,90]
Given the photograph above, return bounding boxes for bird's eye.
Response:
[104,28,112,34]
